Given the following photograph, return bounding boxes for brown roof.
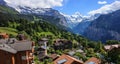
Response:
[49,54,59,60]
[41,38,49,41]
[54,54,83,64]
[54,39,72,46]
[0,44,17,53]
[0,39,33,54]
[84,57,101,64]
[0,39,7,44]
[104,44,120,51]
[0,38,17,44]
[9,40,33,51]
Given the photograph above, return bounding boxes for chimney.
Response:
[11,39,15,44]
[17,34,25,41]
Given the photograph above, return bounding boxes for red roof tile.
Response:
[84,57,101,64]
[54,54,83,64]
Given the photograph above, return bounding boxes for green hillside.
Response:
[0,5,18,14]
[0,27,18,36]
[0,5,119,64]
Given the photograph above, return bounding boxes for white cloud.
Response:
[88,1,120,15]
[4,0,63,9]
[98,1,107,5]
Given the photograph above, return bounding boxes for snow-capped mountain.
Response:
[0,0,68,28]
[0,0,100,33]
[62,12,100,34]
[62,12,87,29]
[18,6,60,16]
[72,14,101,34]
[83,10,120,42]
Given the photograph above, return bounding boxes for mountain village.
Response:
[0,33,119,64]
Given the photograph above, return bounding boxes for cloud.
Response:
[98,1,107,5]
[4,0,63,9]
[88,1,120,15]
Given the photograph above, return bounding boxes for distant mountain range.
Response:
[0,0,120,42]
[17,6,68,28]
[83,10,120,42]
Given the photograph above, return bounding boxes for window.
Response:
[87,62,95,64]
[57,59,67,64]
[22,56,27,60]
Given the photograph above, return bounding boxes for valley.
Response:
[0,0,120,64]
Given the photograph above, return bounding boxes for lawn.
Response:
[0,27,18,36]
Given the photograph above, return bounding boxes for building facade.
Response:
[0,34,34,64]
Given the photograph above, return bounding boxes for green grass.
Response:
[37,32,55,37]
[0,27,18,36]
[0,5,18,14]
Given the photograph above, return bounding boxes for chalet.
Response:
[53,39,72,50]
[104,44,120,51]
[54,54,83,64]
[38,38,49,60]
[84,57,101,64]
[49,54,59,61]
[67,49,84,56]
[0,34,34,64]
[68,51,75,56]
[17,34,27,40]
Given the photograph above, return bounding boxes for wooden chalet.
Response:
[54,54,83,64]
[84,57,101,64]
[0,34,34,64]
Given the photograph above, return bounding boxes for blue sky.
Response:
[53,0,115,15]
[5,0,120,16]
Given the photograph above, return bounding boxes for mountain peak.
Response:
[72,12,83,17]
[18,6,55,15]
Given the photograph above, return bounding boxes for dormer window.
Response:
[57,59,67,64]
[87,62,95,64]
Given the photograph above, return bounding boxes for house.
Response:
[17,34,27,40]
[49,54,59,61]
[0,33,9,39]
[68,51,76,56]
[53,39,72,50]
[76,49,84,53]
[0,37,34,64]
[38,38,49,60]
[54,54,83,64]
[67,49,84,56]
[104,44,120,51]
[84,57,101,64]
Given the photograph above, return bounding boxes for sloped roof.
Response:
[104,44,120,50]
[68,51,75,56]
[0,39,33,54]
[0,39,7,44]
[76,49,84,53]
[54,54,83,64]
[84,57,101,64]
[0,44,17,53]
[9,40,32,51]
[49,54,59,60]
[0,38,17,44]
[41,38,49,41]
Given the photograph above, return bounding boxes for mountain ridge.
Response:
[1,0,120,42]
[83,10,120,42]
